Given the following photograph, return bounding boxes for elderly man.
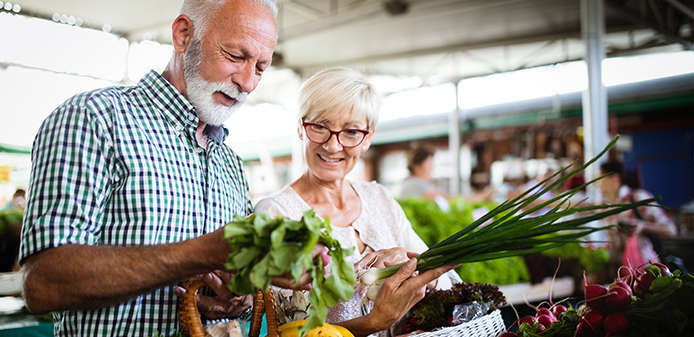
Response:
[18,0,294,335]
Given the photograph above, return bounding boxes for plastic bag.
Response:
[623,235,647,268]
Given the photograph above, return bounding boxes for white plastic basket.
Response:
[413,309,505,337]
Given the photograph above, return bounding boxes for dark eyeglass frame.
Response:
[301,122,370,148]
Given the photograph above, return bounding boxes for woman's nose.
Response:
[322,133,343,152]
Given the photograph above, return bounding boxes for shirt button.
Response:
[195,148,204,154]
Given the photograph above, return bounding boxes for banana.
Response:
[278,320,353,337]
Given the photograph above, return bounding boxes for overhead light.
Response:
[384,0,409,16]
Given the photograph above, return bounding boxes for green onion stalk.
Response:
[359,135,661,286]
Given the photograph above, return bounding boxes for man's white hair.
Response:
[179,0,279,40]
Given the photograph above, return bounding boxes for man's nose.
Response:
[232,63,259,94]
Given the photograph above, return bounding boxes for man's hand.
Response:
[174,271,253,320]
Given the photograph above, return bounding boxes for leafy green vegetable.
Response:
[410,282,507,331]
[223,210,356,336]
[626,270,694,336]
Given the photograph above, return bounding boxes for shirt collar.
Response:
[138,70,229,144]
[618,184,632,199]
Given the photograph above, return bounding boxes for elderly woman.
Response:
[254,67,459,336]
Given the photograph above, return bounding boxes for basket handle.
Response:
[179,275,279,337]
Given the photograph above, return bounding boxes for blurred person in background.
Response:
[597,160,677,278]
[254,67,460,337]
[0,188,26,212]
[398,146,495,212]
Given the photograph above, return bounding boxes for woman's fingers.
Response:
[356,251,381,270]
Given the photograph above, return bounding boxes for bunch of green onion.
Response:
[360,135,661,287]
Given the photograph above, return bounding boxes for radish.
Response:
[633,272,656,298]
[552,304,567,318]
[584,283,607,310]
[574,320,600,337]
[608,280,632,296]
[581,309,604,333]
[520,315,538,326]
[536,307,554,319]
[536,314,554,328]
[650,262,672,277]
[499,332,518,337]
[605,286,632,312]
[603,312,629,336]
[535,324,546,332]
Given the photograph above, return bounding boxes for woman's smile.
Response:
[318,154,343,163]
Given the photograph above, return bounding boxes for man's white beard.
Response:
[183,38,248,126]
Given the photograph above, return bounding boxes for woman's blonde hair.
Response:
[297,67,381,130]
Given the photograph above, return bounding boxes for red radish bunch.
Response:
[575,260,672,336]
[508,303,566,335]
[505,260,680,337]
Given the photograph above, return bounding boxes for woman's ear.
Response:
[171,15,194,53]
[361,129,376,151]
[297,125,304,140]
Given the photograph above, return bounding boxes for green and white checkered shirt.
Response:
[20,70,253,336]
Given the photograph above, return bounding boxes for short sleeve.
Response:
[20,100,112,264]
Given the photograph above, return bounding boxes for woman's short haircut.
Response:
[297,67,382,130]
[180,0,278,40]
[406,146,435,174]
[599,160,625,183]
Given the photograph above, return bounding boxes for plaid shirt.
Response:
[20,70,253,336]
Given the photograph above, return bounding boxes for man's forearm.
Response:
[22,229,231,314]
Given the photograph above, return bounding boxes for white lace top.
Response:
[254,180,457,328]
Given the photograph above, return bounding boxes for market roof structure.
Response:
[9,0,694,81]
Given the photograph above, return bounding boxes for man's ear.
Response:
[171,14,194,53]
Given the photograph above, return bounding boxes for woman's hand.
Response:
[365,259,457,331]
[356,248,414,270]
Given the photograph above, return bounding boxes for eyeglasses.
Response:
[302,122,370,148]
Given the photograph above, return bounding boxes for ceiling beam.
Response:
[605,0,694,50]
[287,24,650,70]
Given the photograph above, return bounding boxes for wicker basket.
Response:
[179,275,279,337]
[180,276,505,337]
[412,309,505,337]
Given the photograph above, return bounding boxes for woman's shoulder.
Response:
[254,186,305,217]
